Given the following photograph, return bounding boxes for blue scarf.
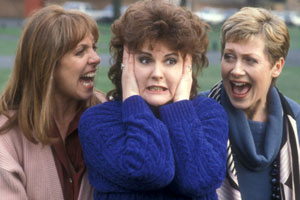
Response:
[222,87,282,171]
[209,81,300,200]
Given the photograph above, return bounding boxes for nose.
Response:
[151,63,164,80]
[231,60,245,77]
[88,50,101,66]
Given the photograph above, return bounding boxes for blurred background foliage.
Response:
[0,0,300,103]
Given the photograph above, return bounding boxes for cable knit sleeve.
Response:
[78,95,174,192]
[159,95,228,197]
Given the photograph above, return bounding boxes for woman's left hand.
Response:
[173,54,193,102]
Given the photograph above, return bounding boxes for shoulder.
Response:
[192,95,227,119]
[79,99,123,129]
[0,114,25,171]
[285,96,300,114]
[284,96,300,121]
[198,90,210,97]
[82,99,122,117]
[192,94,224,110]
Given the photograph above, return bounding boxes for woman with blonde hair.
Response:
[0,5,106,199]
[202,7,300,200]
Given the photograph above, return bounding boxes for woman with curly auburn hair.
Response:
[79,0,228,199]
[0,5,106,199]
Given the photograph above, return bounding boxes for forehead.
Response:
[225,36,266,54]
[139,40,177,53]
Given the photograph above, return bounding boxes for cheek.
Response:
[221,63,228,79]
[134,67,147,87]
[167,70,182,87]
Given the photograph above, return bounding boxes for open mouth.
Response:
[230,81,251,97]
[147,86,167,92]
[80,72,96,87]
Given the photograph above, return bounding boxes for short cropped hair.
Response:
[221,7,290,66]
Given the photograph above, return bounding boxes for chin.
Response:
[146,99,169,107]
[78,93,93,101]
[229,98,250,111]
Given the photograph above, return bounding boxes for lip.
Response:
[81,69,97,76]
[229,80,251,99]
[79,70,97,89]
[146,85,168,93]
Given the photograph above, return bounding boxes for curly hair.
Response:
[107,0,210,100]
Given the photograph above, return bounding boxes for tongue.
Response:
[232,84,250,95]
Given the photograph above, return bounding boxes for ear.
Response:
[272,57,284,78]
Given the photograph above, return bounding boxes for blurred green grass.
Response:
[1,24,300,55]
[0,23,299,104]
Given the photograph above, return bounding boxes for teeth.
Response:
[233,82,246,87]
[82,72,96,78]
[149,86,164,91]
[82,81,92,87]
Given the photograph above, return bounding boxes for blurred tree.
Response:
[113,0,121,20]
[246,0,259,6]
[180,0,187,7]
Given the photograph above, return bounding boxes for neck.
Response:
[53,95,80,141]
[244,99,268,122]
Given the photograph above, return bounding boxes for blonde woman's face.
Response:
[54,34,100,101]
[221,36,282,120]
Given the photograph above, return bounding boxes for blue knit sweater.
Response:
[78,95,228,200]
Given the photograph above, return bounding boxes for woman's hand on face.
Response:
[173,54,193,102]
[122,46,140,101]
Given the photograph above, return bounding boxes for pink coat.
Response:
[0,115,93,200]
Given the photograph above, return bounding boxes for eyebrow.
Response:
[224,48,259,57]
[139,51,179,57]
[74,43,87,49]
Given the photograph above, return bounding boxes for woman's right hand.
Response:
[122,46,140,101]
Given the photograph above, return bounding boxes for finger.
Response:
[122,45,129,72]
[183,54,193,75]
[127,50,135,74]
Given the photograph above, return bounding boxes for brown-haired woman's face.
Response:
[221,36,282,120]
[54,34,100,101]
[134,42,183,106]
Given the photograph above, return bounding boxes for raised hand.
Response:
[121,46,140,101]
[173,54,193,102]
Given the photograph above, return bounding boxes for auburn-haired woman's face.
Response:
[134,42,183,106]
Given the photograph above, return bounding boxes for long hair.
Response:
[107,0,210,100]
[0,5,100,144]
